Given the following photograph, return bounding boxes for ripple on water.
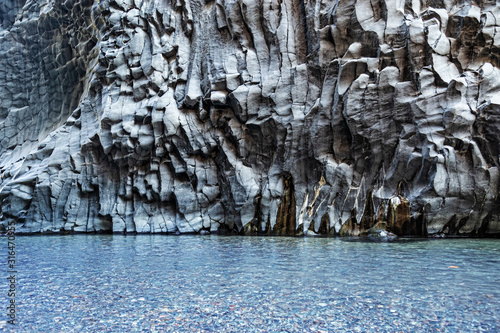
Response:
[1,235,499,332]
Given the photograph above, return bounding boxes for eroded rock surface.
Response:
[1,0,500,236]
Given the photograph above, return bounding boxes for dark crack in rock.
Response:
[1,0,500,236]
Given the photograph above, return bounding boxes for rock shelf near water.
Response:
[1,0,500,236]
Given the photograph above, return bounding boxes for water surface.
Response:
[2,236,500,332]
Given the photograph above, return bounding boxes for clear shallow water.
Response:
[1,236,500,332]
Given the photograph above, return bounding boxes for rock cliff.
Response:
[1,0,500,236]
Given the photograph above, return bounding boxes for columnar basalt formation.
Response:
[1,0,500,236]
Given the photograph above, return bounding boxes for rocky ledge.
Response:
[1,0,500,237]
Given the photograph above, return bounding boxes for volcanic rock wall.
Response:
[1,0,500,236]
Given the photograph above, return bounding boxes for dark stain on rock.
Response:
[339,209,360,236]
[273,172,296,236]
[360,188,375,232]
[317,213,330,235]
[387,194,411,236]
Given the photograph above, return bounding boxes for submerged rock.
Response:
[1,0,500,236]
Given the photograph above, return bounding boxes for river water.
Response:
[2,235,499,332]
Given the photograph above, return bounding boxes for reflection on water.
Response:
[2,235,500,332]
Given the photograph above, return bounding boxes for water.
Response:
[2,235,500,332]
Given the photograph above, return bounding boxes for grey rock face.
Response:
[1,0,500,236]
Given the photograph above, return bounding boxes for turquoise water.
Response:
[2,235,500,332]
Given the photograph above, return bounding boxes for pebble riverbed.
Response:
[1,235,499,332]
